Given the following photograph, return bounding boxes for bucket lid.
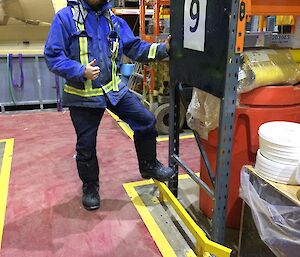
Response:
[258,121,300,147]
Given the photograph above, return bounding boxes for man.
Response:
[44,0,175,210]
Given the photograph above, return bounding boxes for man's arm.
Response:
[44,11,86,82]
[120,18,169,63]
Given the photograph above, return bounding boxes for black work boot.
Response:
[82,182,100,210]
[76,155,100,210]
[134,136,176,182]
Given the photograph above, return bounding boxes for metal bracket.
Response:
[236,0,249,53]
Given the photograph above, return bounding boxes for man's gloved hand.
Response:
[84,59,100,80]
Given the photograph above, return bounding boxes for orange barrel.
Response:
[199,85,300,229]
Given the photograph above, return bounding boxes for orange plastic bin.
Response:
[199,85,300,229]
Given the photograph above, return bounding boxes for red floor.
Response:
[0,110,199,257]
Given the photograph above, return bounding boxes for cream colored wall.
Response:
[0,0,67,54]
[52,0,67,13]
[1,0,55,23]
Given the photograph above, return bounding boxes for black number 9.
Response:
[190,0,200,33]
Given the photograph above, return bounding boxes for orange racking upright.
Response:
[140,0,170,42]
[139,0,170,113]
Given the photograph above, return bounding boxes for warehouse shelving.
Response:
[164,0,300,249]
[236,0,300,52]
[140,0,170,42]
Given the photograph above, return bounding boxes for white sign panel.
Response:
[184,0,207,52]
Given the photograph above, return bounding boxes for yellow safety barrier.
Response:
[154,179,232,257]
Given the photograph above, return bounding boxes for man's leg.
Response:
[108,91,175,181]
[69,106,105,210]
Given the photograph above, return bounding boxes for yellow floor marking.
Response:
[124,181,177,257]
[107,109,194,141]
[157,133,194,142]
[0,138,14,248]
[185,249,198,257]
[107,110,134,140]
[123,173,199,257]
[123,180,177,257]
[124,172,231,257]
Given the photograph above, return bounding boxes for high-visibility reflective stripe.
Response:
[111,44,116,91]
[70,7,121,97]
[148,43,159,59]
[64,86,104,97]
[77,23,93,91]
[112,41,119,91]
[111,49,119,92]
[64,77,122,97]
[103,76,121,93]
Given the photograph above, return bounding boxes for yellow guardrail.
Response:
[154,179,232,257]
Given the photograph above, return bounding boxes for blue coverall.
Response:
[44,0,169,186]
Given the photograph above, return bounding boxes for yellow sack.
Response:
[276,16,294,26]
[238,49,300,93]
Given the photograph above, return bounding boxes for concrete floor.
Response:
[0,110,200,257]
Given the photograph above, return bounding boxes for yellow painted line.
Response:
[125,173,199,188]
[124,174,199,257]
[185,249,197,257]
[157,133,194,142]
[123,182,177,257]
[178,173,200,179]
[107,110,194,141]
[107,110,134,140]
[124,173,231,257]
[0,138,14,248]
[124,178,156,188]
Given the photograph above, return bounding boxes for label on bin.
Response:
[238,68,247,81]
[246,51,270,62]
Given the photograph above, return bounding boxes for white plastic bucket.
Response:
[255,149,300,185]
[258,121,300,165]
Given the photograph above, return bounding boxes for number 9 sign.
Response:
[184,0,207,52]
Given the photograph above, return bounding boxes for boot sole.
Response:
[141,175,152,179]
[83,204,100,211]
[141,173,176,182]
